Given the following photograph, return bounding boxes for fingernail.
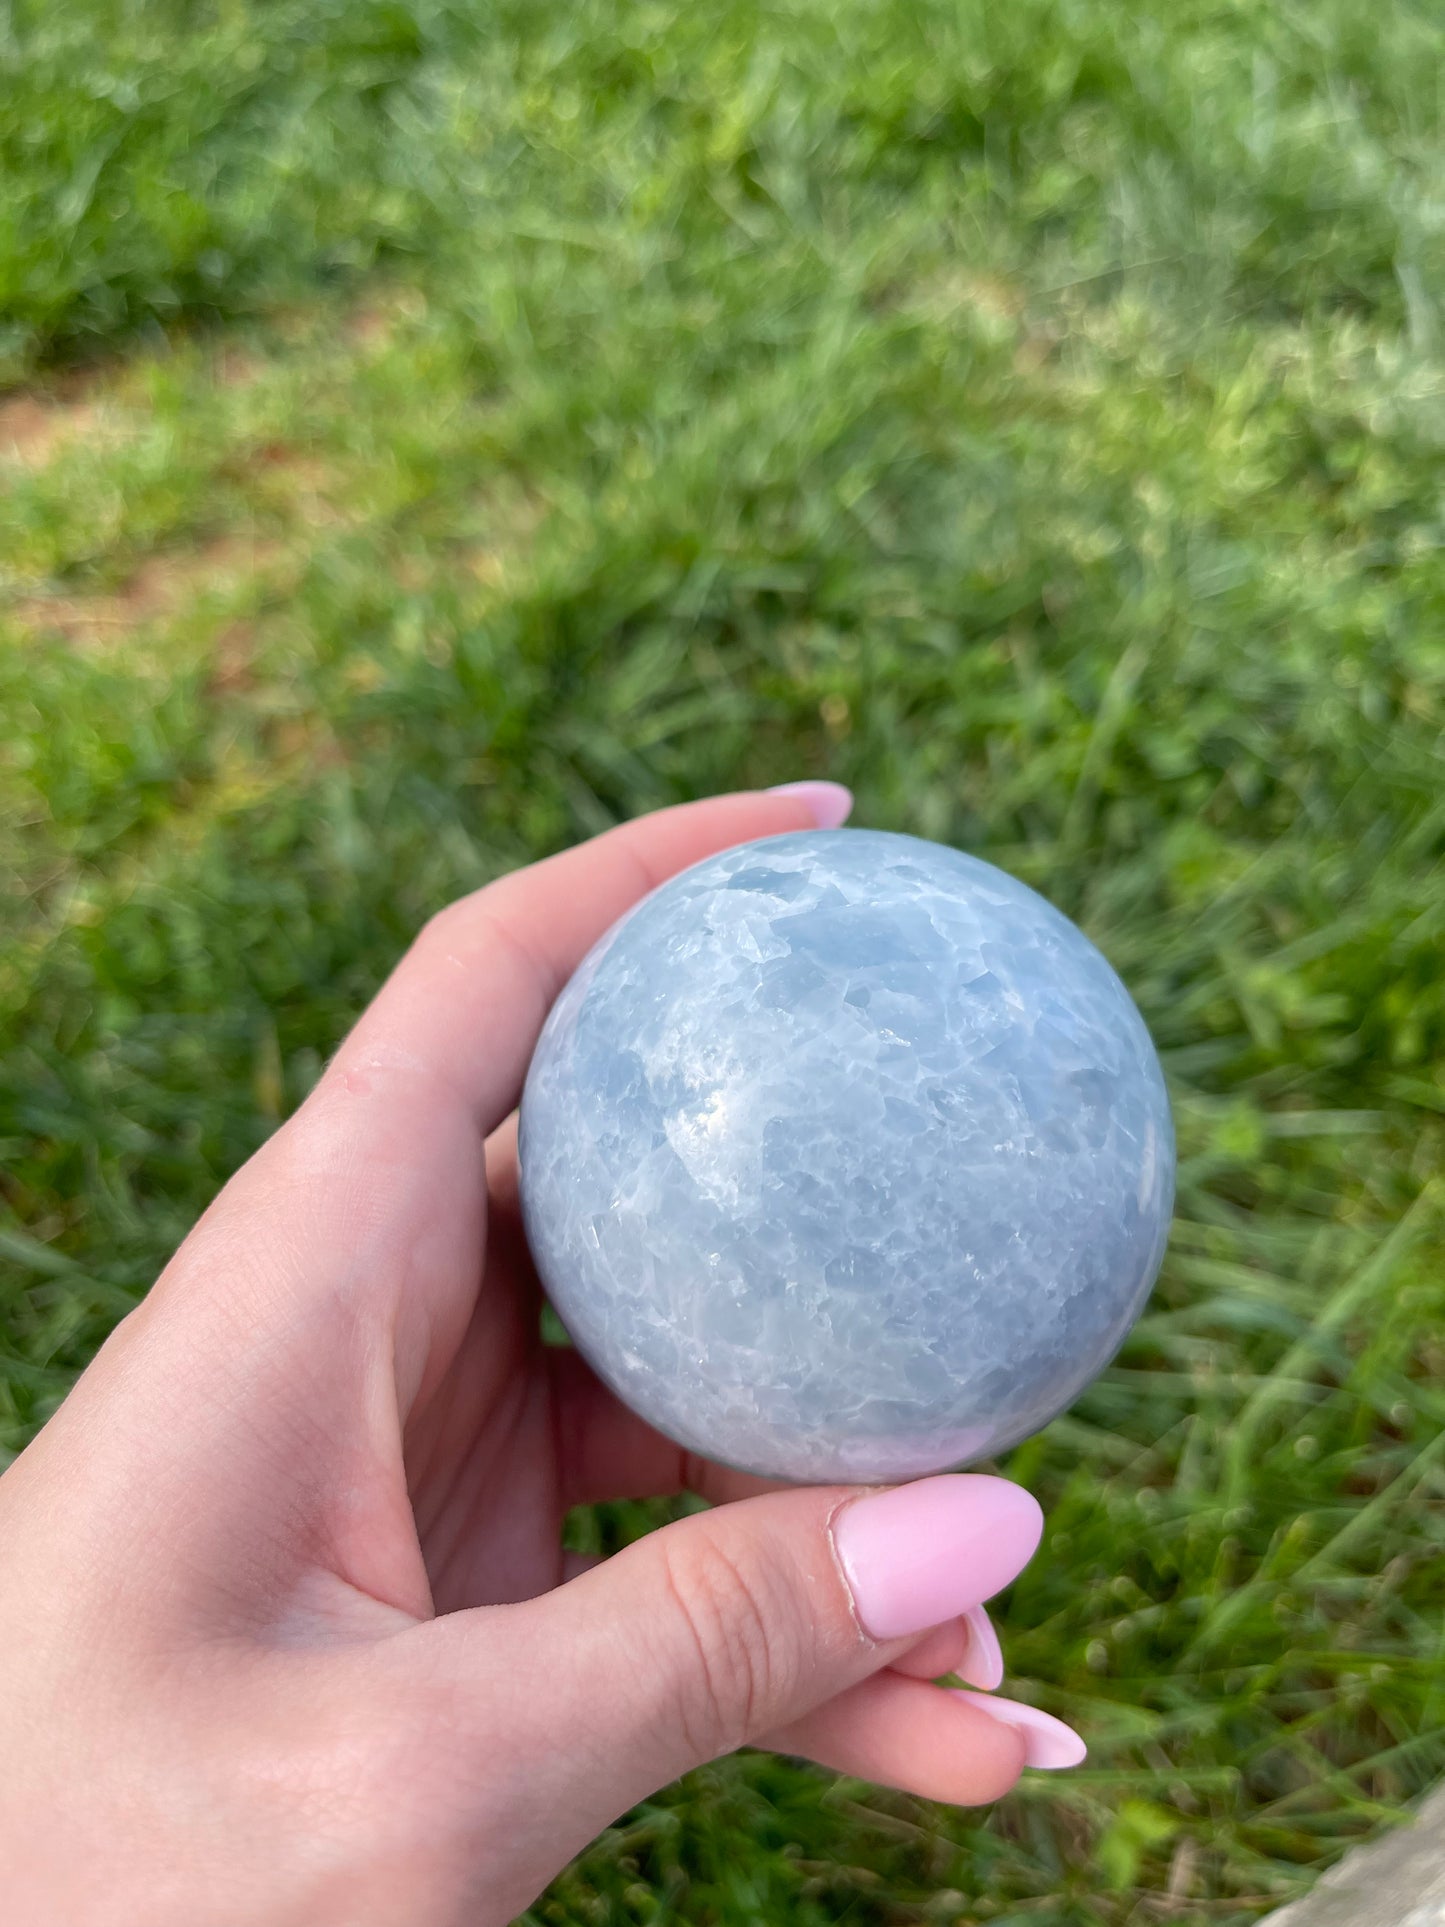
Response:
[958,1604,1005,1691]
[767,780,854,828]
[951,1691,1087,1770]
[831,1475,1043,1642]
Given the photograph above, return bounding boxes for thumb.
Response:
[495,1474,1042,1826]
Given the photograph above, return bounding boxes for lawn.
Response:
[2,0,1444,1920]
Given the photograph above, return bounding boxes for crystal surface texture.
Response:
[518,829,1174,1482]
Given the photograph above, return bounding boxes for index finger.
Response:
[330,784,851,1136]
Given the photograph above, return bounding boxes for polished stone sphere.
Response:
[519,829,1174,1483]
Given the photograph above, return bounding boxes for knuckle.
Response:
[656,1533,792,1760]
[415,895,474,956]
[416,897,559,1012]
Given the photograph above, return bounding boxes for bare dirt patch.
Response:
[0,394,101,469]
[13,536,292,650]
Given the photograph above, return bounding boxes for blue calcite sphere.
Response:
[519,829,1174,1483]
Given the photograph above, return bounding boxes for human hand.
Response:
[0,786,1083,1927]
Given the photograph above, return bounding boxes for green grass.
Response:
[3,0,1444,1920]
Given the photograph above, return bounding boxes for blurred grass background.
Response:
[2,0,1444,1920]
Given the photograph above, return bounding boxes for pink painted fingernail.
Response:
[767,780,854,828]
[830,1475,1043,1642]
[951,1691,1087,1769]
[958,1604,1005,1691]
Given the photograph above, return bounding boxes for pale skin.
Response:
[0,791,1045,1927]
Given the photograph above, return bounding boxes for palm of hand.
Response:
[406,1177,571,1614]
[310,1094,739,1630]
[400,1121,697,1617]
